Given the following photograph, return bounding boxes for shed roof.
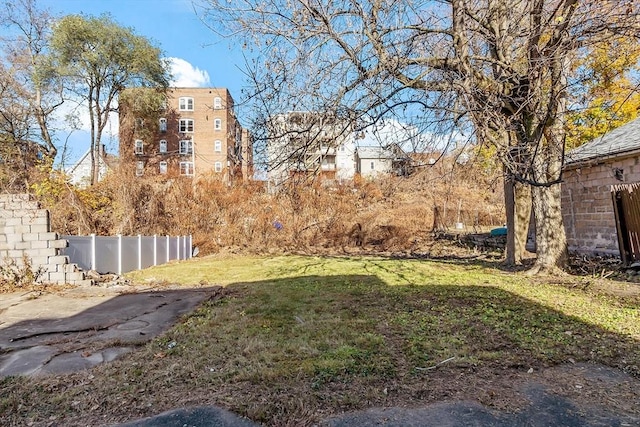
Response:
[356,146,394,160]
[566,117,640,164]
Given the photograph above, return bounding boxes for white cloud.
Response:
[357,118,466,153]
[166,57,210,87]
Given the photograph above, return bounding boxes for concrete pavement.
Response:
[0,285,217,377]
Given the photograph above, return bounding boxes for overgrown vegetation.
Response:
[31,152,503,255]
[1,255,638,426]
[0,256,44,291]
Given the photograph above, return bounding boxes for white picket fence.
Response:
[62,234,193,275]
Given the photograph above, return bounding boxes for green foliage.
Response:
[567,35,640,149]
[50,14,170,91]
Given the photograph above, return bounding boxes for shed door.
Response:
[612,183,640,265]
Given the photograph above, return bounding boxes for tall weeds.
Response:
[38,156,504,255]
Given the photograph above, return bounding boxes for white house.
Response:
[355,146,395,178]
[66,145,114,187]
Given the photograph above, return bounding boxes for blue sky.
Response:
[39,0,250,165]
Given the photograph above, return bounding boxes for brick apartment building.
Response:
[119,87,252,182]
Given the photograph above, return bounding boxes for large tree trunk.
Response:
[530,182,567,274]
[503,155,532,266]
[514,180,532,261]
[527,53,570,275]
[504,175,532,266]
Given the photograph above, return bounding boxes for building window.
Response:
[214,97,222,109]
[370,161,375,170]
[136,161,144,177]
[135,118,144,131]
[179,139,193,155]
[179,97,194,111]
[179,119,194,133]
[159,161,168,174]
[159,139,167,153]
[180,161,194,176]
[214,118,222,130]
[134,139,144,155]
[159,118,167,132]
[214,162,222,173]
[214,140,222,152]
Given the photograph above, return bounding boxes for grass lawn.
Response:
[2,254,639,426]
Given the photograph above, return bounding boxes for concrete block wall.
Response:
[562,155,640,255]
[0,194,90,285]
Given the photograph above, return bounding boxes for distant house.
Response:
[562,117,640,261]
[355,144,413,178]
[355,146,394,178]
[66,145,115,187]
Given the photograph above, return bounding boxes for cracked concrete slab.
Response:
[0,285,219,377]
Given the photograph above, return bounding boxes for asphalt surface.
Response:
[0,285,215,377]
[115,381,639,427]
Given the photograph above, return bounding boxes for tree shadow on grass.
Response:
[0,276,638,427]
[196,274,640,426]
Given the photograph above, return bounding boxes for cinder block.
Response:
[8,250,24,258]
[14,241,32,250]
[29,256,49,268]
[21,201,40,210]
[47,271,66,283]
[39,232,58,241]
[66,272,85,282]
[29,224,49,233]
[64,263,79,273]
[48,255,69,265]
[49,239,68,249]
[30,240,48,249]
[22,209,47,219]
[5,218,23,226]
[5,202,23,210]
[14,225,32,234]
[23,216,49,227]
[2,226,16,235]
[0,242,10,251]
[23,233,40,242]
[35,248,57,257]
[42,264,59,273]
[9,194,30,202]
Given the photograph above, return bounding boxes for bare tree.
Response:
[197,0,639,273]
[0,0,63,179]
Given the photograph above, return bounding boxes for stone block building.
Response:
[562,117,640,260]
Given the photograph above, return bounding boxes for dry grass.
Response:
[35,153,504,257]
